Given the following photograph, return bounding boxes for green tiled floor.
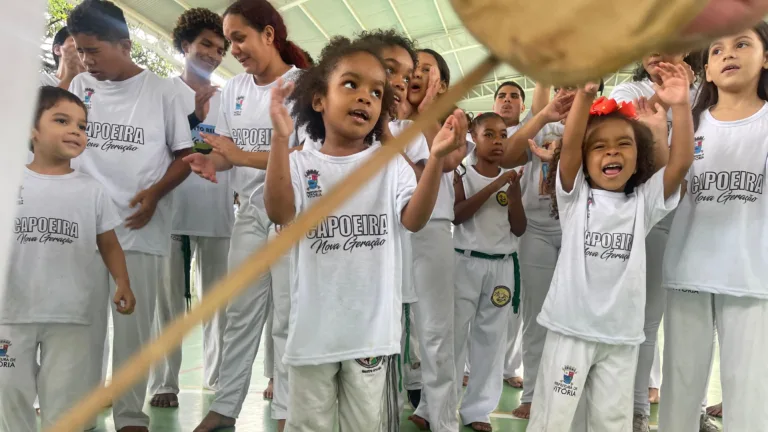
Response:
[87,325,723,432]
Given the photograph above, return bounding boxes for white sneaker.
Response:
[700,413,721,432]
[633,413,650,432]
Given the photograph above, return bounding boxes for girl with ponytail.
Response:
[183,1,309,431]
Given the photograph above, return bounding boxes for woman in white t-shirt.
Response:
[610,53,717,432]
[658,24,768,432]
[182,1,309,431]
[263,36,463,432]
[526,66,693,431]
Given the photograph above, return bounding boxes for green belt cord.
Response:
[512,252,521,314]
[181,235,192,311]
[398,303,412,394]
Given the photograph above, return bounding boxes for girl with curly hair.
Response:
[263,36,464,432]
[527,64,693,431]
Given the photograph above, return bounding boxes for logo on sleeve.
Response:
[305,169,322,198]
[491,286,511,307]
[496,191,508,206]
[234,96,245,116]
[554,365,578,396]
[694,136,704,160]
[83,88,95,109]
[0,339,15,368]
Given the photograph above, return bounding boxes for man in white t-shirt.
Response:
[148,8,234,411]
[39,26,85,89]
[67,1,193,431]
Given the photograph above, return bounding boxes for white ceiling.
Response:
[108,0,636,114]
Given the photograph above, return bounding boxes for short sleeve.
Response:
[609,83,642,104]
[405,134,430,164]
[96,185,123,234]
[164,91,194,152]
[215,85,232,138]
[288,152,303,215]
[555,163,586,220]
[638,167,680,231]
[395,156,417,227]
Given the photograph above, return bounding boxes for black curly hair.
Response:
[67,0,129,42]
[631,52,703,83]
[172,8,230,54]
[355,29,419,72]
[545,112,656,219]
[288,36,395,145]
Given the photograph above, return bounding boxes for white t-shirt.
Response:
[39,71,59,87]
[0,169,121,324]
[537,167,679,345]
[284,145,416,366]
[168,76,234,237]
[664,104,768,299]
[69,70,193,256]
[520,121,565,234]
[453,165,520,255]
[216,67,301,209]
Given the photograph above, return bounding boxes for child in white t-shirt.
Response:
[0,87,135,432]
[658,24,768,432]
[452,112,527,432]
[526,64,694,431]
[263,36,463,432]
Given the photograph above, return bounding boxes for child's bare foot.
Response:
[263,378,274,400]
[150,393,179,408]
[648,387,660,404]
[463,374,469,387]
[193,411,236,432]
[505,376,523,388]
[408,414,431,430]
[468,422,492,431]
[706,402,723,418]
[512,402,531,419]
[277,419,286,432]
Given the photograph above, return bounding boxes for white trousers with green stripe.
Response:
[454,251,520,425]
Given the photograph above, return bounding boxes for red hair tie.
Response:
[589,96,636,118]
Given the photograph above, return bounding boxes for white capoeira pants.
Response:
[649,344,661,389]
[528,331,638,432]
[209,204,272,418]
[454,252,519,425]
[150,235,230,395]
[90,251,166,430]
[286,359,390,432]
[264,305,274,381]
[268,225,290,420]
[519,229,561,405]
[410,221,458,431]
[0,324,91,432]
[504,318,524,380]
[659,290,768,432]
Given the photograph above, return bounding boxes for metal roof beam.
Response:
[341,0,366,30]
[299,4,330,40]
[387,0,411,39]
[433,0,464,78]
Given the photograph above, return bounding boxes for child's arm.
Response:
[530,82,552,117]
[501,92,573,169]
[635,97,670,171]
[506,168,527,237]
[559,84,599,192]
[401,110,466,231]
[454,170,517,225]
[96,230,135,315]
[654,63,695,200]
[264,80,297,225]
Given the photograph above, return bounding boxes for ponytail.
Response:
[277,40,310,69]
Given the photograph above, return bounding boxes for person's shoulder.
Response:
[609,80,651,99]
[283,66,303,83]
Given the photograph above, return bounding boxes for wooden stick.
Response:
[45,55,499,432]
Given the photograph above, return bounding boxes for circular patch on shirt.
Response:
[356,356,384,369]
[491,286,512,307]
[496,191,508,206]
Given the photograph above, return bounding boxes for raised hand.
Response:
[583,82,601,95]
[418,67,442,113]
[528,139,559,162]
[506,167,524,197]
[432,109,466,157]
[270,79,295,142]
[194,85,218,122]
[183,152,218,183]
[654,63,691,107]
[201,132,246,167]
[635,97,668,140]
[541,91,574,123]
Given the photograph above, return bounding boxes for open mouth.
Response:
[602,163,623,177]
[63,140,83,148]
[349,109,370,122]
[647,60,661,69]
[410,83,422,93]
[722,64,740,73]
[393,94,402,104]
[236,56,249,65]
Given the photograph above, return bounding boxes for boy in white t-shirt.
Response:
[66,1,193,430]
[149,8,234,410]
[0,86,136,432]
[263,37,463,432]
[527,66,693,431]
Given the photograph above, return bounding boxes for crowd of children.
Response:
[0,1,766,432]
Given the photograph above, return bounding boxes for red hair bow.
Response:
[589,96,636,118]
